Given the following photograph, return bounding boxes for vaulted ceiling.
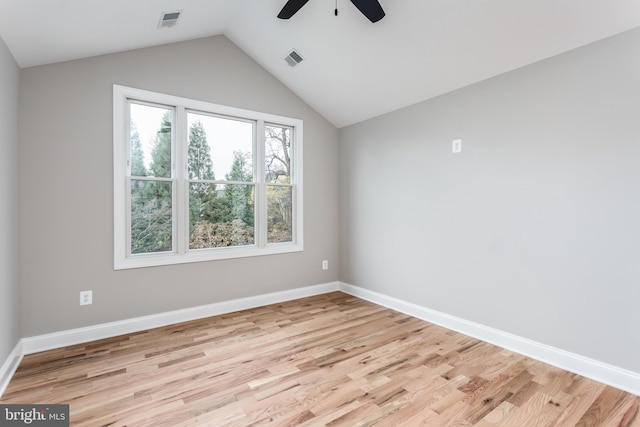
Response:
[1,0,639,127]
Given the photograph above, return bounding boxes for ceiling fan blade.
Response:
[278,0,311,19]
[350,0,385,22]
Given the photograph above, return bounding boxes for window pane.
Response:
[130,103,172,178]
[189,183,255,249]
[265,125,291,184]
[267,185,293,243]
[130,180,172,254]
[187,112,253,182]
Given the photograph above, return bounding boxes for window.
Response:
[113,85,303,269]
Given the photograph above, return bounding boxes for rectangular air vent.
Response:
[284,49,304,67]
[158,11,181,28]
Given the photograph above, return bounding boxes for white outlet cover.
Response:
[452,139,462,153]
[80,290,93,305]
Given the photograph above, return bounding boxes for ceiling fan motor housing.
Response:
[278,0,385,23]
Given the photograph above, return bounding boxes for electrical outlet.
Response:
[322,260,329,270]
[452,139,462,153]
[80,290,93,306]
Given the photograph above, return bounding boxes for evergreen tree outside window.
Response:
[129,104,174,255]
[186,112,255,250]
[113,86,303,269]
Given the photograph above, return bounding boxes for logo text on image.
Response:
[1,404,69,426]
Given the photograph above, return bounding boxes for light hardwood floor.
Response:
[1,292,638,426]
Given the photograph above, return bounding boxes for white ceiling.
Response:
[1,0,639,128]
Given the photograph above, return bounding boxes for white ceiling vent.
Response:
[158,11,181,29]
[284,49,304,67]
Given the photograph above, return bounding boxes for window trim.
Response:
[113,85,303,269]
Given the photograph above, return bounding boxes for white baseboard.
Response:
[338,282,640,396]
[22,282,339,355]
[0,340,23,398]
[9,281,639,398]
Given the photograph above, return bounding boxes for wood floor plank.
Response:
[1,292,637,426]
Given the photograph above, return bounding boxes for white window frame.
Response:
[113,85,303,269]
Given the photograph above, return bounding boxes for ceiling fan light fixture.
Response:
[158,11,182,29]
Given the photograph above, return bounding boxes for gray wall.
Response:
[19,36,339,336]
[0,37,20,363]
[339,27,640,372]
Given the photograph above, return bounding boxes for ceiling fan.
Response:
[278,0,385,23]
